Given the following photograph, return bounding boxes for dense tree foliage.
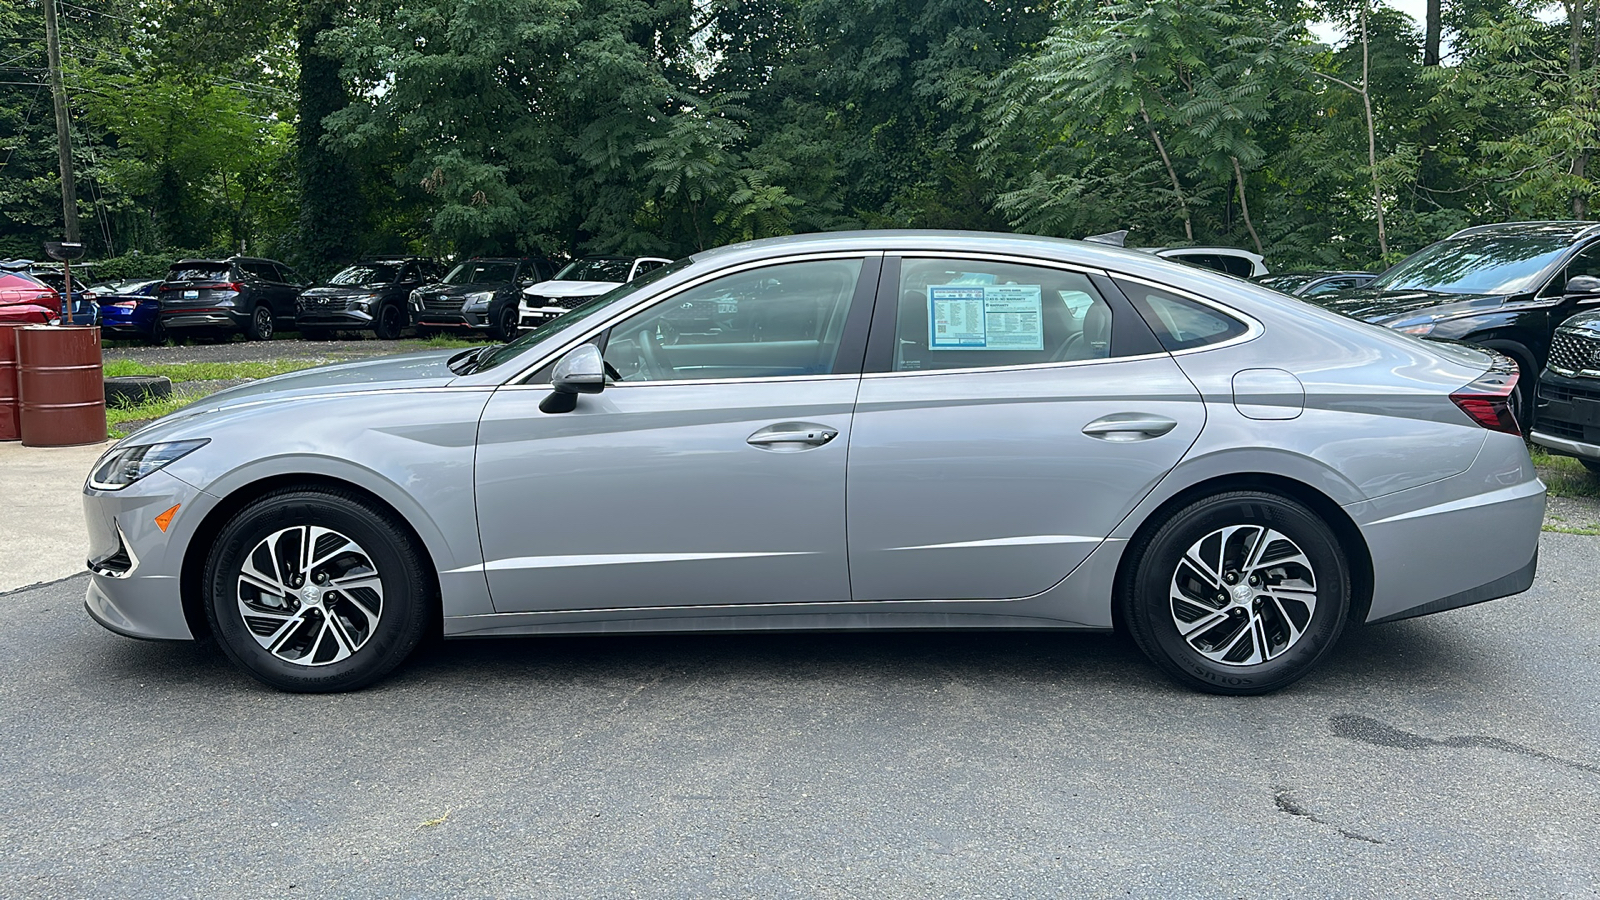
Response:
[4,0,1600,276]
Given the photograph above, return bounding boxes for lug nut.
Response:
[1248,575,1260,586]
[1223,572,1237,585]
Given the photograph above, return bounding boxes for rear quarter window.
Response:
[1117,280,1249,352]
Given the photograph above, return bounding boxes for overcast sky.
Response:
[1311,0,1430,45]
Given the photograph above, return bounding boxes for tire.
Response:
[146,316,167,346]
[493,305,519,342]
[103,375,172,408]
[374,303,406,340]
[1581,459,1600,477]
[1119,490,1351,695]
[246,304,274,341]
[203,487,433,693]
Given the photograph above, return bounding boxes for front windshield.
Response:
[1371,233,1575,295]
[1258,274,1314,291]
[443,260,518,285]
[472,257,695,373]
[555,258,633,282]
[330,263,400,285]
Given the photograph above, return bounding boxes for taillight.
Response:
[195,282,243,292]
[1450,365,1520,436]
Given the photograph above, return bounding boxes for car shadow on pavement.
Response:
[86,616,1480,698]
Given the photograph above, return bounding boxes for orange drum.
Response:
[18,325,107,447]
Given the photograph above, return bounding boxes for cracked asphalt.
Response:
[3,531,1600,898]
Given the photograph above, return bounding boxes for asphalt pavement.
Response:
[4,530,1600,898]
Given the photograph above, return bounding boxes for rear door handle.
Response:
[748,423,839,450]
[1081,413,1179,441]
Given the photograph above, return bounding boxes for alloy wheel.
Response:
[1168,524,1318,666]
[235,525,383,666]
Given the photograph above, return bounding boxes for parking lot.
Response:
[2,331,1598,896]
[4,528,1600,897]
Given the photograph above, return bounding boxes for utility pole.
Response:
[42,0,79,243]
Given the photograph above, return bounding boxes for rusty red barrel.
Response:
[0,323,21,440]
[18,325,107,447]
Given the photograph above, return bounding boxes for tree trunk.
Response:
[1425,0,1443,66]
[1571,0,1589,217]
[298,0,364,278]
[1232,157,1263,256]
[1361,5,1388,257]
[1139,102,1192,241]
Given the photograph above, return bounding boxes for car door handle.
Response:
[1081,413,1179,441]
[747,423,839,449]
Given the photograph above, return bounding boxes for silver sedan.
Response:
[83,231,1545,694]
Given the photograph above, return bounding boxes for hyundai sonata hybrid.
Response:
[83,231,1545,695]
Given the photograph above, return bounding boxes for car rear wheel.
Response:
[1120,490,1350,695]
[246,305,274,341]
[375,303,405,340]
[203,488,432,693]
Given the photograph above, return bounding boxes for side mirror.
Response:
[539,343,606,413]
[1566,275,1600,296]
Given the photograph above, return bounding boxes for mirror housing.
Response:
[1566,275,1600,296]
[539,343,606,413]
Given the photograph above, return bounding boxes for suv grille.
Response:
[1548,329,1600,375]
[530,295,590,312]
[1540,381,1600,404]
[422,295,466,313]
[304,296,348,310]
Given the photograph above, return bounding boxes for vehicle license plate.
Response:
[183,290,198,299]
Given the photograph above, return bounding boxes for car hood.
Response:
[523,279,618,298]
[303,284,387,298]
[416,282,508,298]
[122,350,464,444]
[1304,287,1506,324]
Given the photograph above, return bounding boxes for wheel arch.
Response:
[179,473,442,641]
[1110,472,1375,634]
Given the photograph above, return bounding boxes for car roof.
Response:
[1447,221,1600,240]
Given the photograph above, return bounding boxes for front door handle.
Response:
[1082,413,1179,441]
[748,422,839,450]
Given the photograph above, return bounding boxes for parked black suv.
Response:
[1308,221,1600,422]
[409,257,556,341]
[158,257,309,340]
[297,257,441,340]
[1531,304,1600,473]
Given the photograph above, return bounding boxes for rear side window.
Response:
[892,258,1115,372]
[1118,280,1249,352]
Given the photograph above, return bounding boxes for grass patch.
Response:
[1529,446,1600,499]
[408,334,478,349]
[103,359,322,382]
[106,393,197,438]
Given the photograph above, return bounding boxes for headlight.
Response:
[463,290,495,311]
[88,440,209,491]
[1396,321,1436,336]
[410,289,424,310]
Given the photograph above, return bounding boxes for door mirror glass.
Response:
[541,343,606,413]
[1565,274,1600,296]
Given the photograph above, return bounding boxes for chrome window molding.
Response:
[1106,270,1264,356]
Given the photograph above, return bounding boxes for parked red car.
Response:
[0,272,61,325]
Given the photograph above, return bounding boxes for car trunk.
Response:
[160,264,240,310]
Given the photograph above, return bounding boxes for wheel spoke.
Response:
[1179,611,1231,641]
[239,566,288,597]
[1181,548,1223,588]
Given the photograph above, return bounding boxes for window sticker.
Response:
[928,284,1044,350]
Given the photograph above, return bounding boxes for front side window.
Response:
[606,258,863,382]
[892,259,1113,372]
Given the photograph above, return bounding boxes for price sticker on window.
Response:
[928,284,1043,351]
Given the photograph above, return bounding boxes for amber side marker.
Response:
[154,504,180,533]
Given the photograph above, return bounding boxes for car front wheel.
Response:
[203,488,432,692]
[1120,490,1350,695]
[494,305,519,342]
[374,303,405,340]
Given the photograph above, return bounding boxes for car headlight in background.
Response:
[88,440,209,491]
[1396,321,1436,336]
[463,290,495,312]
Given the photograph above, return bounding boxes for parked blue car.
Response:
[94,279,162,342]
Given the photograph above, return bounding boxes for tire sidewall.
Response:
[204,491,428,692]
[249,305,273,341]
[376,303,404,340]
[1130,492,1350,694]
